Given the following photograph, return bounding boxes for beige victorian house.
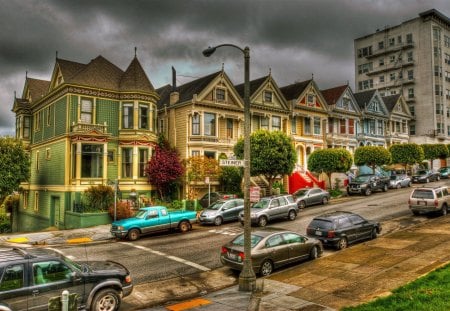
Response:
[383,94,412,146]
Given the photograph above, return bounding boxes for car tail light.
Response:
[238,252,245,261]
[221,247,228,254]
[435,199,439,207]
[327,231,336,238]
[125,275,132,283]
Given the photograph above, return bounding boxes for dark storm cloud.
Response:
[0,0,449,135]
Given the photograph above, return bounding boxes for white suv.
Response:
[408,186,450,216]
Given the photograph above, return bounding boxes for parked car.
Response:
[238,194,299,227]
[0,247,133,311]
[111,206,197,241]
[199,198,244,225]
[220,229,323,276]
[292,187,330,209]
[439,167,450,179]
[306,211,382,250]
[389,174,412,189]
[347,174,390,196]
[408,186,450,216]
[411,169,440,183]
[199,192,238,209]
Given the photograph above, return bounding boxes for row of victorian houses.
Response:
[11,54,412,231]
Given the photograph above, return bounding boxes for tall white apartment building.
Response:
[354,9,450,144]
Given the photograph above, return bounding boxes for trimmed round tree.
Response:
[234,130,296,194]
[389,143,424,172]
[421,144,448,169]
[307,148,353,189]
[354,146,391,174]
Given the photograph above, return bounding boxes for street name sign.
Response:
[219,159,245,167]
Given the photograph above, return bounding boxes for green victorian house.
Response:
[12,54,159,231]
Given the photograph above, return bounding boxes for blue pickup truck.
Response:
[110,206,197,241]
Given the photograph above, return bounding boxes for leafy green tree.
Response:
[219,167,243,195]
[421,144,448,169]
[0,137,30,204]
[389,143,424,172]
[354,146,391,174]
[307,148,353,189]
[234,130,296,194]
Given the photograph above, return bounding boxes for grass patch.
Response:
[342,263,450,311]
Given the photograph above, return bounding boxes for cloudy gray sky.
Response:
[0,0,449,135]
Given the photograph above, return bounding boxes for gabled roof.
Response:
[234,75,267,98]
[12,98,31,113]
[156,84,173,109]
[354,89,377,109]
[24,78,50,103]
[279,79,312,100]
[56,58,86,81]
[382,94,401,112]
[120,57,155,92]
[321,85,348,106]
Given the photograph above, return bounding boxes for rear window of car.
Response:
[411,189,434,199]
[309,219,335,230]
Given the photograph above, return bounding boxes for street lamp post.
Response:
[203,44,256,291]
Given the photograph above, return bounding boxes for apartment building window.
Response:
[390,73,396,81]
[437,123,444,134]
[445,72,450,82]
[378,41,384,49]
[379,75,385,83]
[313,117,321,135]
[81,144,103,178]
[398,71,403,79]
[359,79,373,90]
[435,85,443,96]
[435,66,442,77]
[390,90,397,95]
[192,114,200,135]
[408,88,414,99]
[339,119,346,134]
[445,53,450,64]
[23,116,30,138]
[397,35,402,44]
[261,117,269,130]
[358,63,373,74]
[446,89,450,100]
[264,91,273,103]
[379,58,384,66]
[304,117,311,135]
[388,38,395,46]
[358,46,372,57]
[407,51,413,62]
[406,33,413,44]
[215,88,226,102]
[433,27,441,41]
[434,47,441,57]
[139,148,148,178]
[408,70,414,80]
[389,55,395,63]
[409,105,415,117]
[409,124,415,135]
[291,117,297,134]
[436,103,444,115]
[192,150,200,157]
[204,112,216,136]
[445,35,450,48]
[122,148,133,178]
[139,104,148,129]
[204,151,216,159]
[122,103,134,129]
[80,98,93,124]
[348,119,355,135]
[272,116,281,131]
[226,119,233,138]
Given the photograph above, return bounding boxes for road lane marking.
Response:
[119,242,210,272]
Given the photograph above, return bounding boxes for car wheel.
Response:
[298,200,306,209]
[382,184,388,192]
[322,197,329,205]
[442,205,448,216]
[91,288,121,311]
[364,188,372,196]
[371,228,378,239]
[412,211,420,216]
[260,260,274,276]
[337,237,348,250]
[128,229,140,241]
[258,216,268,227]
[288,210,297,221]
[214,216,223,226]
[179,221,191,233]
[309,246,319,260]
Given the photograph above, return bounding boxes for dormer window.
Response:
[215,88,226,102]
[264,91,273,103]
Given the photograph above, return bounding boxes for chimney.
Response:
[170,66,179,105]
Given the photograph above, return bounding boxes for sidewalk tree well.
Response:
[354,146,391,174]
[0,137,30,205]
[307,148,353,189]
[421,144,448,170]
[234,130,296,194]
[389,143,424,172]
[145,137,184,200]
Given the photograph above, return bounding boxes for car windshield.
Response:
[134,210,147,219]
[294,189,307,196]
[208,201,224,210]
[416,170,427,175]
[252,199,270,209]
[354,175,370,182]
[231,234,263,248]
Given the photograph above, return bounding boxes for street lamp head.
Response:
[202,46,216,57]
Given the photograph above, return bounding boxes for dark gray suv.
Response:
[0,247,133,311]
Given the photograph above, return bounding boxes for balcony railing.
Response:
[71,122,108,134]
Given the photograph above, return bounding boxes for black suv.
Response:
[306,211,381,249]
[347,174,390,196]
[0,247,133,311]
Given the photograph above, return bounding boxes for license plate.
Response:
[228,252,237,260]
[315,230,322,236]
